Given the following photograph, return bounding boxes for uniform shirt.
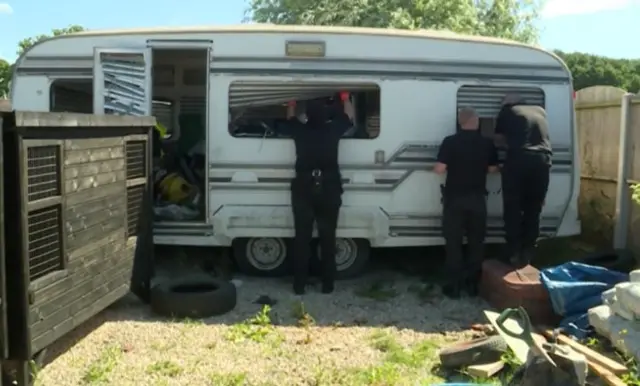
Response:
[285,113,352,174]
[495,104,552,156]
[437,130,499,197]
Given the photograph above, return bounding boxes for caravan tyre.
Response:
[150,277,237,318]
[233,238,290,277]
[316,238,371,279]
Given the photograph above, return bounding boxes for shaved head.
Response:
[458,107,479,130]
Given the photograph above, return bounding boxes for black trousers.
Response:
[442,193,487,284]
[501,152,551,257]
[291,176,342,287]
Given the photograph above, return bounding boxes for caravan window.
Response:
[228,80,381,139]
[50,79,94,113]
[456,85,545,138]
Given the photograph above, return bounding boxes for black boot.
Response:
[442,282,461,299]
[293,280,306,295]
[464,276,480,297]
[321,280,335,294]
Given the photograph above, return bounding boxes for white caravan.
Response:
[10,25,580,278]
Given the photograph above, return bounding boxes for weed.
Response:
[225,305,281,344]
[368,330,402,353]
[146,360,183,378]
[81,345,123,384]
[291,300,315,328]
[209,372,248,386]
[355,280,399,301]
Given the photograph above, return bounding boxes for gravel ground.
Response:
[35,269,491,386]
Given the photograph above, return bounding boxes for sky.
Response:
[0,0,638,62]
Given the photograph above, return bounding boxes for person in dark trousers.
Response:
[435,107,499,299]
[285,93,354,295]
[494,94,552,267]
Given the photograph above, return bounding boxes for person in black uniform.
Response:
[285,93,354,295]
[494,94,552,267]
[435,107,499,298]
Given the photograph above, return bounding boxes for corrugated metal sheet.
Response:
[229,81,378,109]
[457,86,545,117]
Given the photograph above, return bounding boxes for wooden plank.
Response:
[31,282,131,353]
[65,158,125,180]
[30,258,133,338]
[66,217,124,252]
[64,138,124,150]
[541,330,627,375]
[65,181,124,207]
[66,193,125,220]
[467,361,504,378]
[66,204,125,236]
[64,170,126,194]
[589,361,627,386]
[64,146,124,166]
[67,229,121,262]
[30,241,127,310]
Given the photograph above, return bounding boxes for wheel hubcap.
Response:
[319,238,358,271]
[246,238,286,271]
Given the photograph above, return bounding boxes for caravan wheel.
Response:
[233,238,290,277]
[317,238,370,279]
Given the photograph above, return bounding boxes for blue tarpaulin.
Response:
[540,262,628,338]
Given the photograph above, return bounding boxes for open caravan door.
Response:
[93,47,155,303]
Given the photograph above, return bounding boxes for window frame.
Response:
[226,76,382,140]
[455,84,547,138]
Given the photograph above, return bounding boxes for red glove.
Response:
[339,91,349,101]
[288,100,297,107]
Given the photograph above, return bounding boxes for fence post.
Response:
[613,93,635,249]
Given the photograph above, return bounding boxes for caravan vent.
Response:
[126,185,144,237]
[457,86,545,117]
[27,205,63,281]
[27,145,61,202]
[180,96,206,115]
[125,141,147,180]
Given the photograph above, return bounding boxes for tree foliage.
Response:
[17,25,86,56]
[0,59,10,98]
[554,51,640,93]
[246,0,542,44]
[0,25,86,97]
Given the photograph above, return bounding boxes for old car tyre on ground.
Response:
[316,238,371,279]
[439,336,508,369]
[233,237,290,277]
[150,277,237,318]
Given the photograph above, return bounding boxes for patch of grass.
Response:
[209,372,248,386]
[355,280,399,301]
[225,305,282,344]
[150,340,177,352]
[81,345,123,384]
[146,360,183,378]
[179,317,205,326]
[291,300,315,328]
[368,330,402,353]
